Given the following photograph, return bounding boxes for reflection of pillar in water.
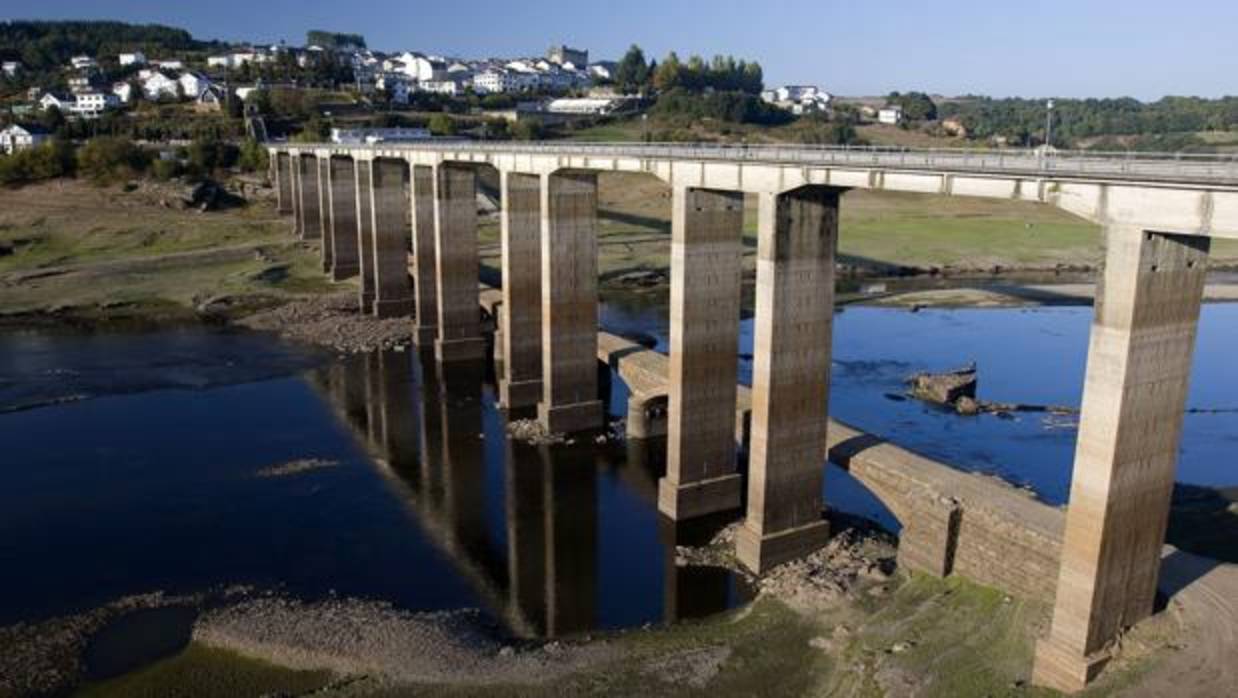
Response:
[541,443,598,637]
[659,518,733,623]
[437,361,488,559]
[375,350,419,482]
[506,440,548,636]
[341,355,371,435]
[364,351,384,447]
[416,348,445,509]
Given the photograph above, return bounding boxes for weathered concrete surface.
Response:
[538,172,603,433]
[499,171,543,408]
[410,165,438,345]
[276,152,293,215]
[355,160,377,313]
[297,154,320,243]
[1033,227,1210,693]
[317,156,332,272]
[736,186,840,575]
[327,156,360,281]
[290,152,302,236]
[661,187,745,519]
[433,165,485,362]
[369,158,415,318]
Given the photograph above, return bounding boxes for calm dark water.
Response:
[0,326,746,633]
[1,300,1234,634]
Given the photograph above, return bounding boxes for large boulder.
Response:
[909,364,977,406]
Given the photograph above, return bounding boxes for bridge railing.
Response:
[282,141,1238,186]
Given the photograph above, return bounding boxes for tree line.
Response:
[0,135,267,186]
[612,45,765,96]
[0,21,213,79]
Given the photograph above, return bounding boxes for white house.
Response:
[142,72,181,100]
[395,53,448,82]
[178,72,211,99]
[420,79,461,96]
[1,61,20,78]
[878,105,904,125]
[70,92,120,118]
[761,85,832,115]
[67,75,97,93]
[0,124,51,154]
[207,55,233,69]
[156,59,184,71]
[70,55,98,71]
[39,92,74,112]
[112,82,134,104]
[119,51,147,67]
[588,62,615,81]
[474,69,519,94]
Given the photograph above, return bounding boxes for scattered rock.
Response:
[890,641,914,654]
[236,293,414,353]
[909,364,977,405]
[506,419,566,446]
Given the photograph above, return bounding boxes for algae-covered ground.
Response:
[68,574,1176,698]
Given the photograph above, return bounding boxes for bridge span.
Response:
[269,140,1238,692]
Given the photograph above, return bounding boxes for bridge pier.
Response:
[499,171,544,409]
[326,156,360,281]
[369,158,415,318]
[355,160,377,314]
[297,154,321,244]
[316,157,332,273]
[735,185,840,574]
[433,165,486,362]
[660,187,745,519]
[538,171,604,434]
[410,164,438,345]
[290,153,303,236]
[275,152,292,215]
[1033,226,1210,693]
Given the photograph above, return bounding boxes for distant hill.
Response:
[0,20,223,73]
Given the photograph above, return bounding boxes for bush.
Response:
[512,118,543,141]
[76,137,151,182]
[237,139,269,173]
[150,158,182,181]
[428,113,457,136]
[652,88,793,126]
[186,137,239,175]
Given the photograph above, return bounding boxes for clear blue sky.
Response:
[12,0,1238,99]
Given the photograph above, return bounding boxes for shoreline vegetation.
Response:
[3,173,1238,696]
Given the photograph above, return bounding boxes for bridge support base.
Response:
[538,400,604,435]
[658,473,743,521]
[736,519,830,575]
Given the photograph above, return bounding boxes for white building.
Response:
[142,72,181,100]
[398,53,448,82]
[119,51,147,67]
[761,85,832,115]
[878,105,904,125]
[473,69,519,94]
[0,124,51,154]
[544,97,624,115]
[70,55,98,71]
[588,63,615,81]
[420,79,461,96]
[67,75,97,94]
[235,85,264,101]
[112,82,134,104]
[70,92,121,118]
[2,61,21,77]
[156,59,184,71]
[178,72,211,99]
[39,92,74,112]
[330,127,431,145]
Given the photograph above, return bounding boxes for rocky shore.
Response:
[235,293,415,353]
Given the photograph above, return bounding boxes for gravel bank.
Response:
[236,293,414,354]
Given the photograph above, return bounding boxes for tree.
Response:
[886,92,937,122]
[614,44,650,94]
[428,113,456,136]
[653,52,683,92]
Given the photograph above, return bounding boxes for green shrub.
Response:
[150,158,182,181]
[0,139,76,186]
[76,136,151,182]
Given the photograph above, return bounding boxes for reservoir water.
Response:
[2,299,1235,636]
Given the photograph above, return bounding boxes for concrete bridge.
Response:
[269,140,1238,692]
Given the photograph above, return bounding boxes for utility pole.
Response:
[1044,98,1055,149]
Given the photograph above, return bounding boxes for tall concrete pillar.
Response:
[410,165,438,346]
[290,153,303,236]
[369,158,415,318]
[499,171,544,408]
[735,185,840,574]
[537,172,603,434]
[297,154,321,243]
[355,159,377,313]
[275,152,293,215]
[327,156,360,281]
[1033,227,1210,693]
[659,187,745,519]
[432,164,485,362]
[317,156,332,273]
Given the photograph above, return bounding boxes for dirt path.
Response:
[1128,552,1238,696]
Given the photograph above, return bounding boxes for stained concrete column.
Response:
[297,154,321,243]
[1033,227,1210,693]
[432,164,486,362]
[499,171,544,408]
[735,185,840,575]
[538,172,603,433]
[317,156,332,273]
[327,156,360,281]
[659,187,745,519]
[275,152,292,215]
[410,165,438,345]
[369,158,415,318]
[355,159,377,313]
[290,153,303,236]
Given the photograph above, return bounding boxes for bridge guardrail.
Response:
[277,141,1238,187]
